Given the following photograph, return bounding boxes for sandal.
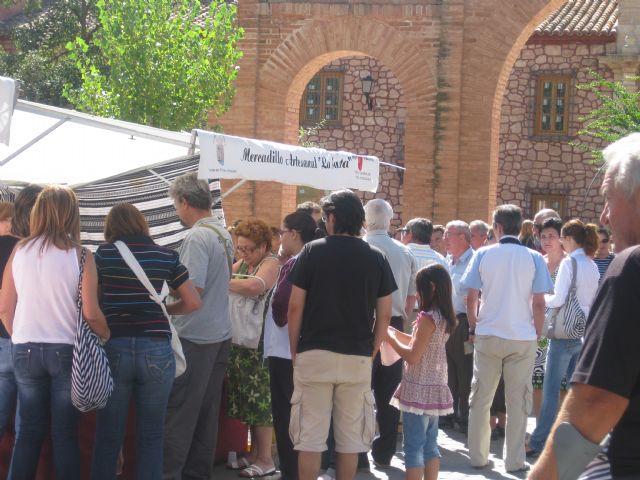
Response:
[227,452,251,470]
[239,464,277,478]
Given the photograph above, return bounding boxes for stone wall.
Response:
[303,56,406,228]
[497,41,615,223]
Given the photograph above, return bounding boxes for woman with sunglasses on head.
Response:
[593,227,615,282]
[227,218,281,478]
[265,211,318,480]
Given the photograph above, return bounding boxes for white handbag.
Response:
[229,273,271,349]
[114,241,187,377]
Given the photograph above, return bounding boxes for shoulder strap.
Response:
[76,247,87,313]
[197,223,233,279]
[113,241,171,320]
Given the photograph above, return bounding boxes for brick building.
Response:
[2,0,639,228]
[497,0,622,223]
[217,0,640,228]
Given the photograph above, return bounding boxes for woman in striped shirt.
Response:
[91,203,201,480]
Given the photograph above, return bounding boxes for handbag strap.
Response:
[197,223,233,279]
[113,241,171,320]
[75,247,88,315]
[567,256,578,295]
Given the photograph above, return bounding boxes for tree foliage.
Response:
[0,0,97,106]
[576,70,640,163]
[65,0,243,131]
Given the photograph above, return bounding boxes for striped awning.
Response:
[1,154,225,251]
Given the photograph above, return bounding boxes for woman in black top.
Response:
[0,185,42,444]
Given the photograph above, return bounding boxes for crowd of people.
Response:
[0,133,638,480]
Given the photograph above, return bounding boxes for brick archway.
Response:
[218,0,572,227]
[456,0,569,221]
[256,15,438,223]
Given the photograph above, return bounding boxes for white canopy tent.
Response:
[0,100,197,187]
[0,96,395,247]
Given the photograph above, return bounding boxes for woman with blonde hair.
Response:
[0,185,110,479]
[519,219,536,249]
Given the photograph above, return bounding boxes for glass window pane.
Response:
[306,107,318,122]
[556,98,564,114]
[555,114,564,132]
[307,77,320,91]
[306,92,319,106]
[325,77,339,92]
[543,81,553,97]
[541,114,550,130]
[557,81,565,97]
[542,97,551,114]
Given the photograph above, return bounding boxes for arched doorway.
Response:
[217,0,572,227]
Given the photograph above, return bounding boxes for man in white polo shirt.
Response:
[461,204,552,474]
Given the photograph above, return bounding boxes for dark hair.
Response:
[561,219,599,257]
[283,211,317,244]
[415,264,457,335]
[493,204,522,236]
[11,184,43,238]
[320,189,364,236]
[104,203,150,243]
[541,217,563,236]
[405,217,433,244]
[433,224,445,234]
[597,226,610,241]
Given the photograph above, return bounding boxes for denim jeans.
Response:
[0,337,18,439]
[402,412,440,469]
[9,342,80,480]
[528,338,582,452]
[92,336,175,480]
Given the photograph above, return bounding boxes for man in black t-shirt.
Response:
[530,133,640,479]
[288,189,396,480]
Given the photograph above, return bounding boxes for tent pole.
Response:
[188,130,198,156]
[221,179,247,200]
[147,169,172,186]
[0,117,68,166]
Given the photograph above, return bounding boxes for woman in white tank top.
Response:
[0,185,110,480]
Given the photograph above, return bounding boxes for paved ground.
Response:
[214,418,537,480]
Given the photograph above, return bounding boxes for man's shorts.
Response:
[289,349,375,453]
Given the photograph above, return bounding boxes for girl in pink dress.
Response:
[385,263,457,480]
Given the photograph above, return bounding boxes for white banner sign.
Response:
[196,130,379,193]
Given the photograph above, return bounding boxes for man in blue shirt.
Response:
[461,204,552,474]
[443,220,474,434]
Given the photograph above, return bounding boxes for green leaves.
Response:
[65,0,243,131]
[575,70,640,163]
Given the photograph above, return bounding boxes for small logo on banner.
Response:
[357,156,363,171]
